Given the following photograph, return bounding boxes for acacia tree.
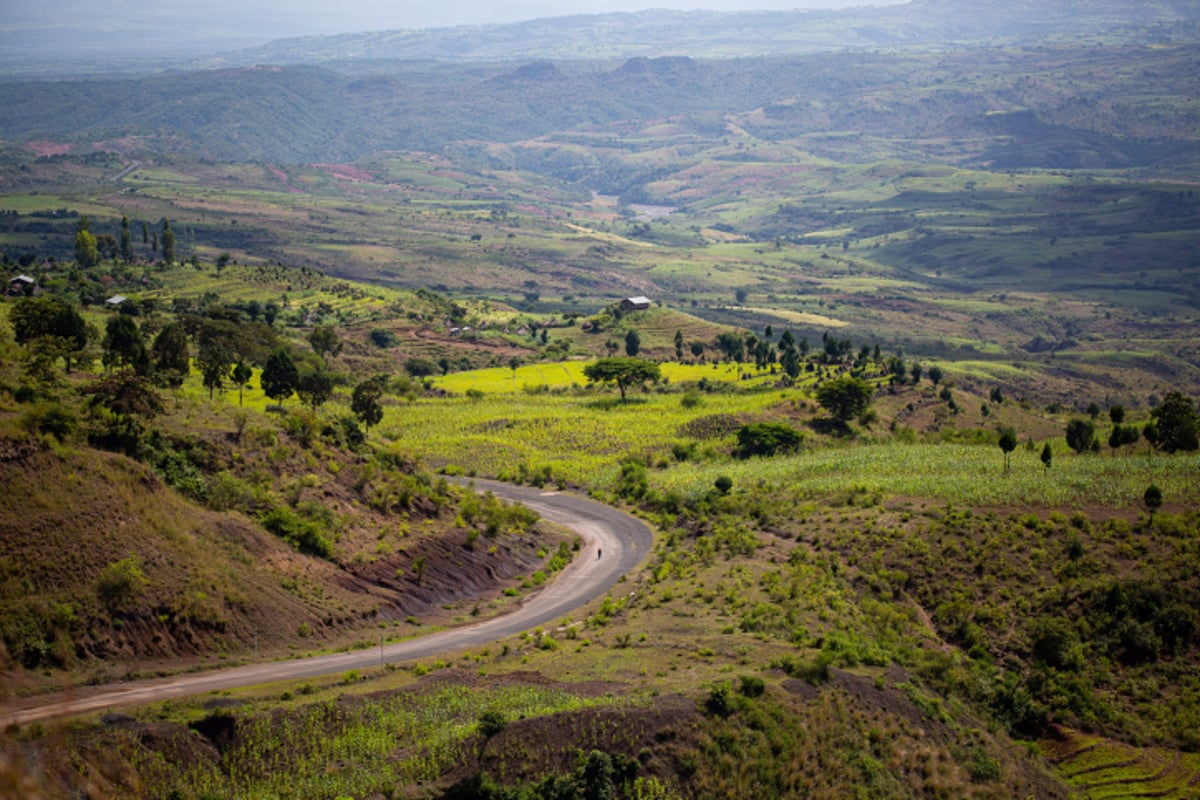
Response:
[583,357,660,403]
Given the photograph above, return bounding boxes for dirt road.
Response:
[0,479,652,727]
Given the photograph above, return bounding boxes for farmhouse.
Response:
[7,275,36,297]
[621,296,652,312]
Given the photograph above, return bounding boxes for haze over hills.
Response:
[2,0,1199,74]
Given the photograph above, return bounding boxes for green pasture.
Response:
[375,386,784,485]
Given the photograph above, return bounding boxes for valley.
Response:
[1,2,1199,797]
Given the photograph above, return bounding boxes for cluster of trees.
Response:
[1066,394,1198,455]
[70,215,176,269]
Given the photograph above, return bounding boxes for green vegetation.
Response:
[2,14,1200,798]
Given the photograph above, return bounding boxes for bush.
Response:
[96,555,148,611]
[21,403,77,442]
[738,674,766,698]
[735,422,803,458]
[259,507,333,558]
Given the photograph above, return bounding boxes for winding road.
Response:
[0,479,653,727]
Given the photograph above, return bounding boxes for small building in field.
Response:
[7,275,36,296]
[105,294,127,308]
[621,296,652,312]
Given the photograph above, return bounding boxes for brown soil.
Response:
[0,436,556,696]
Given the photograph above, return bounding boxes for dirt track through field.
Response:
[0,479,652,727]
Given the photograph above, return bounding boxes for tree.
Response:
[716,331,745,362]
[1149,392,1198,453]
[998,428,1018,472]
[1109,404,1126,425]
[10,296,89,373]
[151,322,190,387]
[102,315,150,375]
[230,361,253,406]
[1109,424,1140,454]
[816,375,874,423]
[1143,484,1163,514]
[297,368,333,411]
[780,347,801,379]
[196,340,232,400]
[308,324,343,363]
[1040,441,1053,474]
[74,216,99,268]
[351,375,386,432]
[927,365,943,386]
[674,329,684,360]
[119,215,133,263]
[690,340,705,358]
[261,347,299,404]
[624,329,641,357]
[160,218,176,264]
[583,357,660,403]
[406,358,439,378]
[1065,418,1096,454]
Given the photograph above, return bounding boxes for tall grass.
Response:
[651,443,1199,509]
[137,683,622,799]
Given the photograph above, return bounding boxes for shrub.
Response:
[735,422,803,458]
[259,506,333,558]
[738,674,766,698]
[21,403,77,442]
[96,555,148,611]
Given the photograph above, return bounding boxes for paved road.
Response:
[0,479,652,727]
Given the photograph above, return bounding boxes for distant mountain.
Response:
[1,43,1197,172]
[219,0,1200,67]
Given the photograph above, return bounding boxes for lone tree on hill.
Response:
[998,428,1018,472]
[816,375,874,423]
[1041,441,1053,474]
[583,357,660,403]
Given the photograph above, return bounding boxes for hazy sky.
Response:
[7,0,910,39]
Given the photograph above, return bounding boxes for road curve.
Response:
[0,479,653,727]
